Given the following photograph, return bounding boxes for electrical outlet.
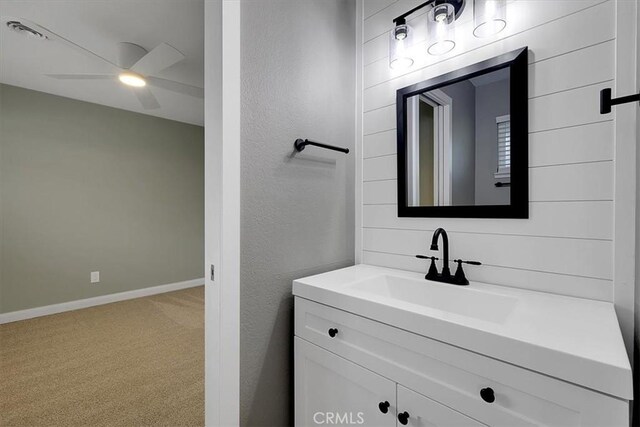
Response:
[91,271,100,284]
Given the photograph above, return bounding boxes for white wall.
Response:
[359,2,624,305]
[633,3,640,424]
[204,1,241,425]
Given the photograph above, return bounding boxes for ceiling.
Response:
[469,67,509,87]
[0,0,204,125]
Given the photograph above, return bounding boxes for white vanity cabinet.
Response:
[295,337,397,427]
[294,296,630,427]
[396,385,485,427]
[295,336,484,427]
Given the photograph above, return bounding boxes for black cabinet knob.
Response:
[480,387,495,403]
[328,328,338,338]
[398,411,410,425]
[378,401,390,414]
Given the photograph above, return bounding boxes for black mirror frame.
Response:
[396,47,529,218]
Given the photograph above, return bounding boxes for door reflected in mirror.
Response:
[406,67,510,207]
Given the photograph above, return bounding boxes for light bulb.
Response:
[394,24,408,41]
[433,5,450,23]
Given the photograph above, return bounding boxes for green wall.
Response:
[0,84,204,313]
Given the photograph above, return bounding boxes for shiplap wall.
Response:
[359,0,617,301]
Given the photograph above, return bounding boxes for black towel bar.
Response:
[600,88,640,114]
[294,139,349,154]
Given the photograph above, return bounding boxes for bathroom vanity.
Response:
[293,265,632,426]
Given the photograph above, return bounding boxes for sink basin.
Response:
[293,264,633,400]
[347,274,518,324]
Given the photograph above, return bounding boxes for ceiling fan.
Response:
[6,19,203,110]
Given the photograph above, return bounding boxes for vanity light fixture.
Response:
[389,0,508,69]
[473,0,507,38]
[389,18,415,70]
[427,2,456,56]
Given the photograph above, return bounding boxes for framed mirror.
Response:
[396,47,528,218]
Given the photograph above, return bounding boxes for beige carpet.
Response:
[0,286,204,427]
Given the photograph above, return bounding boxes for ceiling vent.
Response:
[6,20,48,40]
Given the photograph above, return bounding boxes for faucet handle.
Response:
[417,255,440,280]
[452,259,482,286]
[454,259,482,266]
[451,260,468,286]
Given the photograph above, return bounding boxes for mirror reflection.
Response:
[406,67,510,207]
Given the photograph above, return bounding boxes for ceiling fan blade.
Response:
[18,19,120,69]
[147,77,203,99]
[46,74,115,80]
[130,43,185,76]
[133,87,161,110]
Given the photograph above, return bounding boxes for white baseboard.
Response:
[0,278,205,325]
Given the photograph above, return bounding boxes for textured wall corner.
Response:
[239,0,357,425]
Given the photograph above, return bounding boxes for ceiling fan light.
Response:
[118,72,146,87]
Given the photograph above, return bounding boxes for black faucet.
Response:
[415,228,482,286]
[430,228,451,278]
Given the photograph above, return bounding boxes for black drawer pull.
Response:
[398,411,410,425]
[328,328,338,338]
[480,387,495,403]
[378,401,390,414]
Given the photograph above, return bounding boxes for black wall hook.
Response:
[600,88,640,114]
[294,139,349,154]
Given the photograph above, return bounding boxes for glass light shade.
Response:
[389,24,415,70]
[473,0,507,38]
[427,3,455,56]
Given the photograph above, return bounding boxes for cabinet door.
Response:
[295,337,396,427]
[396,385,486,427]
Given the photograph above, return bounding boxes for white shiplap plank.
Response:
[364,105,396,135]
[363,82,613,136]
[364,154,396,181]
[529,40,614,98]
[363,1,614,102]
[362,251,613,302]
[362,228,612,279]
[362,121,614,166]
[363,84,613,139]
[529,121,613,167]
[363,161,614,204]
[364,129,397,158]
[529,82,612,133]
[363,0,396,19]
[363,201,613,240]
[530,161,613,202]
[363,33,388,66]
[364,180,397,204]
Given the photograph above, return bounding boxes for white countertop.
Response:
[293,264,632,400]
